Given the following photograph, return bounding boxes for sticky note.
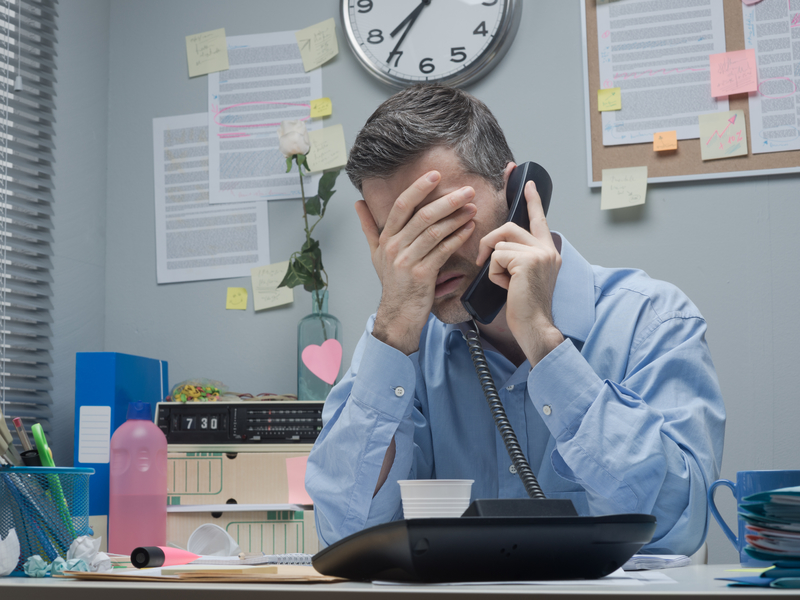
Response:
[653,130,678,152]
[306,124,347,172]
[598,87,622,111]
[699,110,748,160]
[310,97,332,118]
[185,28,229,78]
[286,456,314,505]
[295,18,339,72]
[601,166,647,210]
[251,262,293,311]
[226,287,248,310]
[709,49,757,97]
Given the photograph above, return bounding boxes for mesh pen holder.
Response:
[0,466,94,572]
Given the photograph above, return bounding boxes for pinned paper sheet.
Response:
[699,110,748,160]
[226,287,248,310]
[653,130,677,152]
[185,28,229,78]
[709,49,757,97]
[286,456,313,505]
[310,97,332,118]
[306,124,347,172]
[598,87,621,111]
[295,18,338,72]
[601,166,647,210]
[251,262,293,311]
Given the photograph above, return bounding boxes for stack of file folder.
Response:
[740,485,800,562]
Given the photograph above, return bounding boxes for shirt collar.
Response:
[551,232,595,344]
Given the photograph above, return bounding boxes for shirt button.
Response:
[394,386,405,397]
[542,404,552,416]
[508,465,517,474]
[506,385,514,391]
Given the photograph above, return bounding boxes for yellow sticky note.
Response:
[310,97,332,118]
[251,262,294,311]
[295,18,338,72]
[653,130,678,152]
[699,110,748,161]
[185,28,229,78]
[598,87,622,111]
[306,124,347,172]
[226,287,248,310]
[601,166,647,210]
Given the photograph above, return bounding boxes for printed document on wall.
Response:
[743,0,800,154]
[153,113,270,284]
[596,0,728,146]
[208,30,322,203]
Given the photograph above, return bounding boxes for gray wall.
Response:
[50,0,800,565]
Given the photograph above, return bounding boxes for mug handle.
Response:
[708,478,738,548]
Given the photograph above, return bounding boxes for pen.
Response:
[31,423,76,539]
[12,417,32,451]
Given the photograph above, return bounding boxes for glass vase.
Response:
[297,290,342,401]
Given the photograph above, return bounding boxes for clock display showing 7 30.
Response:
[155,401,324,445]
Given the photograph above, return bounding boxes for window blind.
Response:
[0,0,57,444]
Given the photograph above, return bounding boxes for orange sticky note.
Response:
[709,49,757,97]
[598,87,621,111]
[286,456,313,505]
[653,130,677,151]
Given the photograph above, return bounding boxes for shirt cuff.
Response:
[350,333,419,422]
[527,339,604,437]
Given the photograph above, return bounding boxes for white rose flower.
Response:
[278,119,310,157]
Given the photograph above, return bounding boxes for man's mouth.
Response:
[434,272,465,298]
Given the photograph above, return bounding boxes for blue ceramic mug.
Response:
[708,470,800,565]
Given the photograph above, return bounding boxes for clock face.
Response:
[341,0,522,88]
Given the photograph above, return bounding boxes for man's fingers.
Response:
[355,200,380,255]
[382,170,441,238]
[525,180,551,241]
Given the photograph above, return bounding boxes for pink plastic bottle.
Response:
[108,402,168,555]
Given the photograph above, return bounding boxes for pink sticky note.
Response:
[709,49,757,97]
[301,338,342,385]
[286,456,313,505]
[741,0,763,5]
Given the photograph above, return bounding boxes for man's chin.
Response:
[431,295,470,325]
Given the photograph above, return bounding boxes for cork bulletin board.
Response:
[581,0,800,187]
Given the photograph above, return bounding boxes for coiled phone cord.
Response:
[464,321,547,500]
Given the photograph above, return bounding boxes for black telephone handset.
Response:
[460,162,553,325]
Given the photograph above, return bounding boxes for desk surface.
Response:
[0,564,793,600]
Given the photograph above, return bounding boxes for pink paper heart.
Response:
[301,339,342,385]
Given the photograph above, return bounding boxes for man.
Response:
[305,84,725,556]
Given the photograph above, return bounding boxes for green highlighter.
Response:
[31,423,76,539]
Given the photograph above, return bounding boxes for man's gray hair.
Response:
[346,84,514,193]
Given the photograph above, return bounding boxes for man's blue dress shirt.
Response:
[306,234,726,556]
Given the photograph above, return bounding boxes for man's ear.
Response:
[501,162,516,200]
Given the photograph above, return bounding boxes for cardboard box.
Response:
[73,352,169,546]
[167,509,318,555]
[167,451,310,506]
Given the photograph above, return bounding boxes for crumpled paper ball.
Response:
[67,535,112,573]
[23,554,49,577]
[0,529,20,576]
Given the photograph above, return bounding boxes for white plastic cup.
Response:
[398,479,473,518]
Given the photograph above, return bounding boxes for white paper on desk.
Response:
[208,30,322,204]
[743,0,800,154]
[153,112,270,284]
[596,0,728,146]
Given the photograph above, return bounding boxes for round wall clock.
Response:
[340,0,523,89]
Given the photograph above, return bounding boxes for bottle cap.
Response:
[126,402,152,421]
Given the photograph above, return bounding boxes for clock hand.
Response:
[387,0,431,65]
